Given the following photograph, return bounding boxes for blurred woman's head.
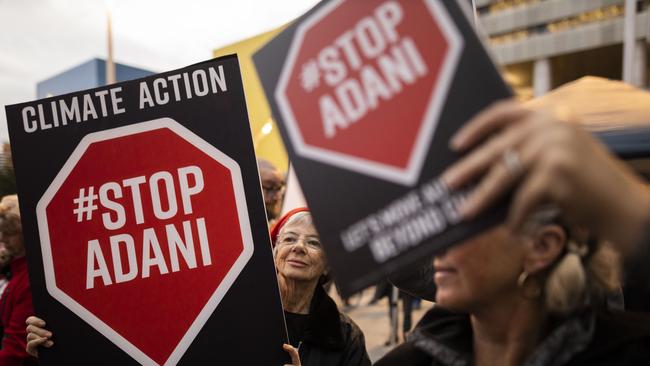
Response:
[433,208,619,315]
[274,211,327,284]
[0,195,24,258]
[0,242,11,268]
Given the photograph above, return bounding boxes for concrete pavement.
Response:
[331,287,434,363]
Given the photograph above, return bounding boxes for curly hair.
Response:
[526,207,620,314]
[0,194,21,234]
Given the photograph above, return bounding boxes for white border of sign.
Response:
[275,0,464,186]
[36,118,255,366]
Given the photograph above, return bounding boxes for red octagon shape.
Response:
[276,0,463,185]
[36,118,254,366]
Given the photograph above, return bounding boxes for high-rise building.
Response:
[477,0,650,99]
[37,58,154,99]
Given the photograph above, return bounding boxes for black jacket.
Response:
[291,285,371,366]
[622,227,650,311]
[376,306,650,366]
[389,261,436,301]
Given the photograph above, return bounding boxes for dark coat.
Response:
[375,306,650,366]
[389,262,436,301]
[0,256,37,366]
[622,229,650,311]
[293,285,371,366]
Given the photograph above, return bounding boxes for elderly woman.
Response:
[0,195,36,366]
[272,208,370,366]
[27,208,370,366]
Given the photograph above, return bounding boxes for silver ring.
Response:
[502,148,523,177]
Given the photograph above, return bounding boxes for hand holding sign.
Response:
[7,56,287,365]
[25,316,53,358]
[282,344,302,366]
[443,100,650,255]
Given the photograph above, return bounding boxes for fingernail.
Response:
[458,204,468,220]
[458,200,476,221]
[449,135,462,151]
[441,168,459,190]
[45,332,52,338]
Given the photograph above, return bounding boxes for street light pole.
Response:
[623,0,636,84]
[106,1,116,85]
[471,0,478,27]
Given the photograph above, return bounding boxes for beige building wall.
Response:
[476,0,650,99]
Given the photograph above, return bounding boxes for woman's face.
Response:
[0,242,10,268]
[433,226,526,312]
[0,220,24,258]
[275,220,327,283]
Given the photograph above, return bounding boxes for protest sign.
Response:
[254,0,511,295]
[5,56,287,365]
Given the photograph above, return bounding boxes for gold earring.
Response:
[517,271,542,300]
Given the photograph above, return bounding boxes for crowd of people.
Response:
[0,195,36,366]
[0,99,648,366]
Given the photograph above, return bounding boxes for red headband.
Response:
[269,207,310,247]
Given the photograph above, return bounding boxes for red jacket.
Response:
[0,256,37,366]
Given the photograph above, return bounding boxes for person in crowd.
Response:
[258,159,286,226]
[369,279,415,345]
[0,195,36,366]
[0,240,13,345]
[0,241,13,299]
[27,208,370,366]
[377,209,650,366]
[271,208,370,366]
[376,99,650,365]
[442,99,650,258]
[391,99,650,308]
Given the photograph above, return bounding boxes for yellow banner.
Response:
[214,26,289,172]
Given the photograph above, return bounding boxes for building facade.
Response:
[37,58,154,99]
[477,0,650,99]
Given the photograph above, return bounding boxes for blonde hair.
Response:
[0,194,21,233]
[526,208,621,314]
[544,240,620,314]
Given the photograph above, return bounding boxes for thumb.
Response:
[283,343,301,366]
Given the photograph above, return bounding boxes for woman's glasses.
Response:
[277,232,322,251]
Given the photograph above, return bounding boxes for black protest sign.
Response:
[254,0,511,295]
[5,56,288,365]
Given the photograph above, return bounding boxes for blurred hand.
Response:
[442,99,650,255]
[283,343,302,366]
[25,316,53,358]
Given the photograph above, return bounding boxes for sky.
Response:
[0,0,320,142]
